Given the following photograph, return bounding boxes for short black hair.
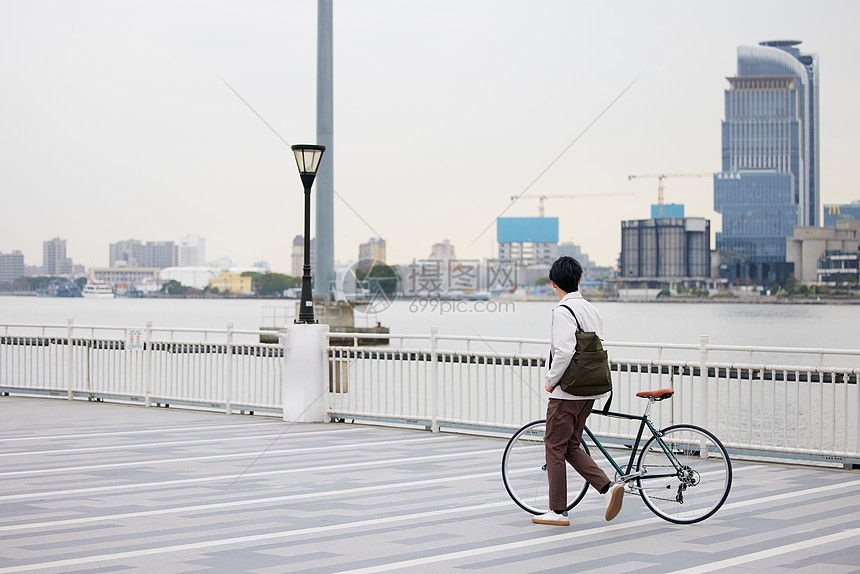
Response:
[549,256,583,293]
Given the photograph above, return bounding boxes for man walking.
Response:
[532,256,624,526]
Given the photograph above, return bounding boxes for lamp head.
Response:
[291,144,326,176]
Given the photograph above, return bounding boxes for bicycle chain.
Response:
[637,464,688,503]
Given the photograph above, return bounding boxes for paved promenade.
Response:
[1,396,859,573]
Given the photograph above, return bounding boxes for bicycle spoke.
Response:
[636,424,732,524]
[501,420,590,515]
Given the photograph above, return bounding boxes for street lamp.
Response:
[291,144,326,324]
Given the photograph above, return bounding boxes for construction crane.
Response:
[627,173,712,217]
[510,193,633,217]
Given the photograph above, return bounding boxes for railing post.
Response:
[66,319,74,400]
[698,335,710,453]
[144,321,152,407]
[225,323,233,415]
[280,328,289,417]
[282,323,329,423]
[430,326,439,433]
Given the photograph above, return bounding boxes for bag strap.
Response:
[560,304,613,414]
[559,304,583,332]
[548,304,580,368]
[601,390,613,414]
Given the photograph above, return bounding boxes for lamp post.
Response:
[291,144,326,324]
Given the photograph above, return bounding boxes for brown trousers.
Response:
[545,398,611,511]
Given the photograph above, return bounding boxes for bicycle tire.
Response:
[501,419,590,515]
[636,424,732,524]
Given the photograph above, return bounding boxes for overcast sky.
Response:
[2,0,859,272]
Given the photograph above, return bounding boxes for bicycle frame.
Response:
[583,403,685,484]
[501,391,732,524]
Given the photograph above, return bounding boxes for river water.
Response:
[1,295,856,347]
[2,295,857,365]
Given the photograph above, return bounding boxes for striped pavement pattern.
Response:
[1,395,859,573]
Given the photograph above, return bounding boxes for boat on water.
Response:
[82,281,115,299]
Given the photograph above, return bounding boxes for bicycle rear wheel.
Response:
[501,419,589,515]
[636,424,732,524]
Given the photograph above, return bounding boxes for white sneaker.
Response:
[605,483,624,521]
[532,510,570,526]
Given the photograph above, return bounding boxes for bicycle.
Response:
[501,388,732,524]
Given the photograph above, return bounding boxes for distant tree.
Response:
[160,280,188,296]
[242,272,299,296]
[833,272,854,287]
[24,276,53,291]
[357,264,400,296]
[75,277,87,290]
[1,276,76,293]
[535,276,551,286]
[784,275,798,294]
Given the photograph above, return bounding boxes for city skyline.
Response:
[6,232,604,276]
[1,1,859,270]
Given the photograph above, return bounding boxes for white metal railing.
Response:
[327,329,860,465]
[0,321,283,413]
[1,321,858,465]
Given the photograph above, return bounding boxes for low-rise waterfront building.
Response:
[88,267,160,288]
[208,271,253,294]
[817,251,859,285]
[786,220,860,284]
[159,267,219,290]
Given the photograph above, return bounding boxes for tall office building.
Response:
[291,235,315,278]
[43,237,73,275]
[144,241,178,269]
[428,239,456,261]
[0,250,25,282]
[109,239,145,267]
[179,235,206,267]
[714,40,819,283]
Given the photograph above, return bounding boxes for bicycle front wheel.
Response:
[636,424,732,524]
[501,419,589,515]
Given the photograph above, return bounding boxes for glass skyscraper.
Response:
[824,202,860,227]
[714,40,819,283]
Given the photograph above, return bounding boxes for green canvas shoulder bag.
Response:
[555,304,613,412]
